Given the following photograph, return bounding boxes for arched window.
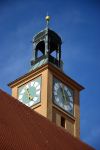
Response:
[35,41,45,58]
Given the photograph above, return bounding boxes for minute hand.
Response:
[62,87,68,104]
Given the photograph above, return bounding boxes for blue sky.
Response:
[0,0,100,149]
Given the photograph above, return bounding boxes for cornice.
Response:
[8,63,84,91]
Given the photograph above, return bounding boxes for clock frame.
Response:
[18,77,41,107]
[53,77,74,115]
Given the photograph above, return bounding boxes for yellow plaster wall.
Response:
[9,64,81,138]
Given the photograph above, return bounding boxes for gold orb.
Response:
[45,15,50,22]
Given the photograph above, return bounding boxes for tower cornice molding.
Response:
[8,63,84,91]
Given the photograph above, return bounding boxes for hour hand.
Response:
[29,95,33,100]
[26,88,33,100]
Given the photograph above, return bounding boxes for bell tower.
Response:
[30,16,62,71]
[8,16,84,138]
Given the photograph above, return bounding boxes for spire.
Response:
[45,14,50,28]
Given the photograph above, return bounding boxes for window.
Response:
[61,116,65,128]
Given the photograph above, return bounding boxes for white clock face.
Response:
[53,77,74,115]
[18,77,41,107]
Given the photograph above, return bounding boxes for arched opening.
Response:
[49,41,61,67]
[50,50,57,58]
[38,50,43,57]
[36,41,45,59]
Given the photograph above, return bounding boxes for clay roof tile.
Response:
[0,89,94,150]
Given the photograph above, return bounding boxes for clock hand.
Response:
[29,95,33,100]
[62,87,69,105]
[62,88,66,102]
[26,88,33,100]
[60,84,66,103]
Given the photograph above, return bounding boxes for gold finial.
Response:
[45,15,50,27]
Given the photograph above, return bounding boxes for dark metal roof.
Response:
[33,28,62,44]
[0,89,94,150]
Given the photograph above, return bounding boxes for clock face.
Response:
[53,77,74,115]
[18,77,41,107]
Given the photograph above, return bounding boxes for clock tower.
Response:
[8,16,84,138]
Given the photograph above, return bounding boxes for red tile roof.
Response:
[0,89,94,150]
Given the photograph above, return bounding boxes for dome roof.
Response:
[33,28,62,44]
